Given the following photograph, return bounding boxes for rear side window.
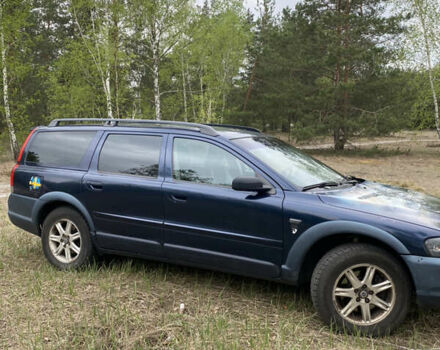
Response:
[98,134,162,178]
[26,131,96,168]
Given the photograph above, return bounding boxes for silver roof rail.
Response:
[207,123,261,134]
[48,118,219,136]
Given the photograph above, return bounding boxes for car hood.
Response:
[318,181,440,231]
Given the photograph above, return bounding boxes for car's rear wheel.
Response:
[41,207,95,269]
[311,243,411,336]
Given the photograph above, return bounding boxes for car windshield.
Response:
[232,136,345,188]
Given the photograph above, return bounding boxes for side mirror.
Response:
[232,176,271,193]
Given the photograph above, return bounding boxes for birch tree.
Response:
[70,0,114,118]
[404,0,440,138]
[180,0,248,123]
[0,1,20,158]
[129,0,190,120]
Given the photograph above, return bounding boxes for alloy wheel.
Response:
[48,219,82,264]
[332,264,396,326]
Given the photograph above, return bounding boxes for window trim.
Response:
[24,130,99,171]
[95,132,164,180]
[169,135,277,192]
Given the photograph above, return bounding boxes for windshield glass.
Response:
[232,137,345,188]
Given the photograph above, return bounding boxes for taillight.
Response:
[10,128,36,192]
[10,163,18,189]
[17,128,36,162]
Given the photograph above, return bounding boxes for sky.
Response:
[244,0,300,13]
[195,0,301,14]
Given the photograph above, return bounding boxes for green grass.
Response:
[1,197,440,349]
[1,130,440,348]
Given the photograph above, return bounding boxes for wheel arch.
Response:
[32,192,95,234]
[281,221,412,287]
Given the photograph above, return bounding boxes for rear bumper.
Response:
[403,255,440,308]
[8,193,39,235]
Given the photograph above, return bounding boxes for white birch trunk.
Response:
[0,5,18,158]
[427,57,440,139]
[87,4,113,119]
[200,73,204,121]
[152,39,161,120]
[416,0,440,138]
[187,62,197,120]
[103,2,113,119]
[104,60,113,119]
[181,54,188,122]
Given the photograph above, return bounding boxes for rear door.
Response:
[162,135,284,279]
[80,132,167,257]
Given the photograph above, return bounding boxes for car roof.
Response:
[41,119,262,140]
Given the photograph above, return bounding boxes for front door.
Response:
[162,135,284,279]
[80,132,166,257]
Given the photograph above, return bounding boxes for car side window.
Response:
[98,134,162,178]
[173,138,257,187]
[25,131,96,168]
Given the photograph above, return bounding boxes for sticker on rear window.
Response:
[29,176,42,191]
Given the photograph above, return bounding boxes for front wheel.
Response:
[311,243,411,336]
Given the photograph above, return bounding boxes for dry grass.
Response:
[306,131,440,197]
[1,131,440,349]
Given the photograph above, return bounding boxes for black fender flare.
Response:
[281,220,410,284]
[32,192,96,234]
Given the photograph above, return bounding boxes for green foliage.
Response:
[410,67,440,130]
[0,0,438,152]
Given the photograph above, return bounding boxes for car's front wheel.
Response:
[41,206,95,269]
[311,243,411,336]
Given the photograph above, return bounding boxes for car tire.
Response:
[311,243,411,336]
[41,206,95,270]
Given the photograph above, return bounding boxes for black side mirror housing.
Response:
[232,176,271,193]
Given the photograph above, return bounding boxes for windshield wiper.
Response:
[302,181,341,192]
[302,176,365,192]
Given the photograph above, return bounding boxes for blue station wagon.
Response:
[8,118,440,336]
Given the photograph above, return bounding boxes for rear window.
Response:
[26,131,96,168]
[98,134,162,178]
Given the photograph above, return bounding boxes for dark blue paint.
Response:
[7,125,440,306]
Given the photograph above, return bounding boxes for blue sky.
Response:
[245,0,300,13]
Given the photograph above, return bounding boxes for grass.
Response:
[1,131,440,349]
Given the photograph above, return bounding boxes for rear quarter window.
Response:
[25,131,96,168]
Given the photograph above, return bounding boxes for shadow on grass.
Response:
[96,254,312,305]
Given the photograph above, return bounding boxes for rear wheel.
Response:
[311,243,411,336]
[41,207,95,269]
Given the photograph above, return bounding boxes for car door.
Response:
[162,135,284,279]
[80,132,167,257]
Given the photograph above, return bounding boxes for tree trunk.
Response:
[112,2,120,118]
[187,62,197,121]
[103,3,113,119]
[0,5,18,159]
[87,5,113,119]
[152,46,161,120]
[181,54,188,122]
[243,57,257,111]
[104,61,113,119]
[199,73,204,121]
[334,128,346,150]
[416,0,440,138]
